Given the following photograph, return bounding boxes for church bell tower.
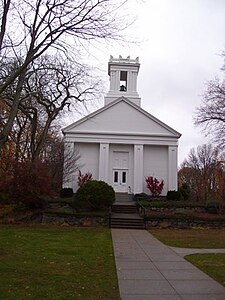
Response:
[104,55,141,106]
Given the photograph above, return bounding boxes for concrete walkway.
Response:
[170,246,225,257]
[111,229,225,300]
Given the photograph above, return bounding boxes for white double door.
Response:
[112,151,129,192]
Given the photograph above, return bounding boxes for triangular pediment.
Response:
[63,97,181,138]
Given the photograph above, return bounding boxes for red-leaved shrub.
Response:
[145,176,164,197]
[77,170,92,187]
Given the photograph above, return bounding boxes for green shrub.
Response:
[167,190,182,200]
[22,196,48,210]
[179,183,191,200]
[206,202,221,214]
[74,180,115,211]
[60,188,74,198]
[133,193,150,201]
[0,192,10,204]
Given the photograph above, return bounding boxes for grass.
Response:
[186,254,225,286]
[0,225,120,300]
[0,204,16,217]
[149,228,225,287]
[149,228,225,248]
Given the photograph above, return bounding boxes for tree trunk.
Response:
[0,69,27,152]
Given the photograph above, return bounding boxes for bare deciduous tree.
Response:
[179,144,225,205]
[41,134,81,193]
[0,0,11,51]
[62,144,81,186]
[1,54,99,160]
[0,0,130,150]
[195,54,225,149]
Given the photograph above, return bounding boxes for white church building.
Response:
[62,56,181,195]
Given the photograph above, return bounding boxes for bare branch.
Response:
[194,59,225,149]
[0,54,101,160]
[179,144,225,204]
[0,0,11,51]
[0,0,131,151]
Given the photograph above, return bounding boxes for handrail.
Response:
[136,202,146,218]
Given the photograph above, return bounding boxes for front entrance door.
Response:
[113,169,128,192]
[112,151,129,192]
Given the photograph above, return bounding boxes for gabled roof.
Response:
[62,97,181,138]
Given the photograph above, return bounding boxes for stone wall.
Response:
[1,212,109,227]
[145,207,206,213]
[146,218,225,229]
[2,210,225,229]
[41,213,109,227]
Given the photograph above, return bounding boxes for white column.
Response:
[127,71,131,92]
[109,71,115,91]
[65,141,74,151]
[63,142,75,189]
[115,70,120,92]
[133,144,143,194]
[133,71,137,92]
[168,146,178,191]
[127,71,136,92]
[99,143,109,183]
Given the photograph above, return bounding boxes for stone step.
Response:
[110,218,145,229]
[110,212,145,229]
[115,193,129,202]
[112,205,137,214]
[111,224,145,229]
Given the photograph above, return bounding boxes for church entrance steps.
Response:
[111,204,137,214]
[110,202,145,229]
[115,192,129,202]
[110,214,145,229]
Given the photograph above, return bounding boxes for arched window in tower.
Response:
[120,71,127,91]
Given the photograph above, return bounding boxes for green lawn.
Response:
[149,228,225,286]
[149,228,225,248]
[186,254,225,287]
[0,225,120,300]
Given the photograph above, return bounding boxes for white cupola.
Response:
[104,55,141,106]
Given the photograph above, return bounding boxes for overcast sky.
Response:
[65,0,225,166]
